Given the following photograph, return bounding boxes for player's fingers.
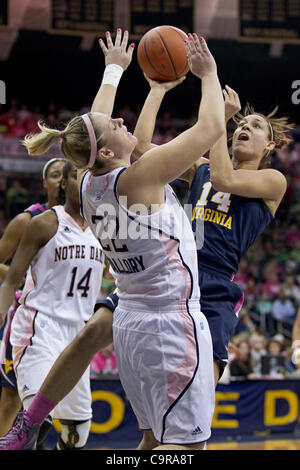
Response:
[177,75,186,84]
[199,37,210,55]
[115,28,122,47]
[184,38,191,56]
[126,42,135,59]
[121,29,129,49]
[225,85,239,102]
[105,31,113,48]
[192,33,202,53]
[187,33,197,54]
[98,38,108,55]
[225,85,236,98]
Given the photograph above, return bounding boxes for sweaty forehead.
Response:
[243,114,268,127]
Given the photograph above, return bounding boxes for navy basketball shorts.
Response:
[198,271,244,378]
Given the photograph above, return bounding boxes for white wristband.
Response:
[102,64,124,88]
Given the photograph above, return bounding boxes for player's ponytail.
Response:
[23,114,107,173]
[23,121,61,156]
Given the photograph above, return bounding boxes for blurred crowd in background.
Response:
[0,98,300,381]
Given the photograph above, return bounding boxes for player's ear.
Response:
[98,147,115,161]
[266,141,275,152]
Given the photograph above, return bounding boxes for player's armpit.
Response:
[179,157,209,186]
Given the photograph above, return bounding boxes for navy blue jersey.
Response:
[187,164,273,278]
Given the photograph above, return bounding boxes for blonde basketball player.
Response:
[0,30,225,451]
[0,161,105,449]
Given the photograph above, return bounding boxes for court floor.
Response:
[207,435,300,450]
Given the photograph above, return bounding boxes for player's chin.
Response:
[130,134,138,146]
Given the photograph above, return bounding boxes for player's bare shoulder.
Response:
[26,209,59,244]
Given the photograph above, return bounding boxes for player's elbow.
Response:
[197,120,225,151]
[210,119,226,143]
[210,172,231,192]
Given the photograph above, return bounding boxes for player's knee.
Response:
[58,419,90,450]
[77,313,112,351]
[76,321,100,353]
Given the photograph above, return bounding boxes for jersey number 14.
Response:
[67,267,92,297]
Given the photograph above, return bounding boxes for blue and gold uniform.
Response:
[187,163,273,374]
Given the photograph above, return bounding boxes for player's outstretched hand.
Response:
[143,72,186,92]
[185,34,217,79]
[99,28,135,71]
[223,85,241,122]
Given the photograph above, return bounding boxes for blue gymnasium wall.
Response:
[46,379,300,449]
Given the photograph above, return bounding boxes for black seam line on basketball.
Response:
[79,170,89,221]
[15,310,39,374]
[160,299,200,444]
[143,35,176,80]
[171,28,189,75]
[155,29,179,80]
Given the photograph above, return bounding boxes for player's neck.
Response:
[64,203,87,229]
[233,159,259,171]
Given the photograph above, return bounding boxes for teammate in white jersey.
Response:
[0,161,104,449]
[0,30,225,451]
[0,157,65,439]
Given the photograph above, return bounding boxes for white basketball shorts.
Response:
[113,299,215,445]
[10,305,92,421]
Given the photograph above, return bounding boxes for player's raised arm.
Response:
[91,29,134,116]
[79,29,134,187]
[132,74,185,158]
[209,86,291,211]
[120,35,225,194]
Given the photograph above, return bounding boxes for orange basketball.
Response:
[137,25,189,82]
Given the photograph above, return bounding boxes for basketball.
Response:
[137,25,189,82]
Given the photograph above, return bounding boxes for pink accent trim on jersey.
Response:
[13,308,37,369]
[161,238,191,298]
[161,238,196,405]
[234,292,245,317]
[20,279,34,305]
[55,206,90,233]
[0,292,22,363]
[167,302,197,406]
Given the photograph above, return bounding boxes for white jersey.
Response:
[80,167,200,305]
[20,205,104,323]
